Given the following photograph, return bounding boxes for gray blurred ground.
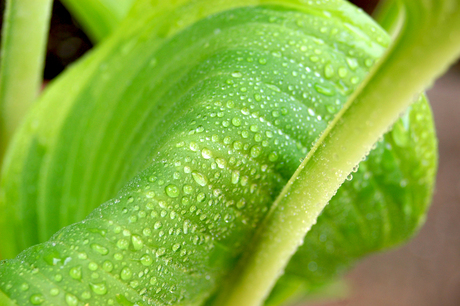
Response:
[308,68,460,306]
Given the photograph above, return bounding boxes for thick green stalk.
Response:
[0,0,52,168]
[218,1,460,305]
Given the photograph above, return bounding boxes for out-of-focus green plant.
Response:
[0,0,459,305]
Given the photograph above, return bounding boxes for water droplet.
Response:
[30,294,45,305]
[254,94,262,102]
[183,184,193,194]
[20,283,29,291]
[156,248,166,257]
[189,142,199,151]
[232,171,240,184]
[120,267,132,281]
[250,146,262,158]
[308,261,318,272]
[65,293,78,306]
[201,148,212,159]
[140,254,153,266]
[258,58,267,65]
[236,198,246,209]
[88,262,98,271]
[165,184,180,198]
[131,235,143,250]
[314,84,335,96]
[197,192,206,202]
[90,282,108,295]
[172,244,181,252]
[326,105,336,113]
[114,253,123,261]
[346,57,358,70]
[338,67,348,78]
[266,84,281,93]
[324,63,334,79]
[117,239,129,250]
[250,124,259,132]
[69,266,82,280]
[192,171,208,186]
[116,294,135,306]
[232,117,242,126]
[216,158,226,169]
[233,141,243,150]
[231,71,242,78]
[269,151,279,162]
[50,288,59,296]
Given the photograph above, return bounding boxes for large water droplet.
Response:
[231,117,242,126]
[156,248,166,257]
[69,266,82,280]
[346,57,358,70]
[266,84,281,93]
[30,294,45,305]
[324,63,334,79]
[117,239,129,250]
[131,235,143,250]
[91,244,108,255]
[90,282,108,295]
[140,254,153,266]
[201,148,212,159]
[232,171,240,184]
[250,146,262,158]
[314,83,335,96]
[189,142,199,151]
[172,244,181,252]
[165,184,180,198]
[120,267,132,281]
[65,293,78,306]
[236,198,246,209]
[192,171,207,186]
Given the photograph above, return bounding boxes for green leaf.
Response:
[0,0,451,305]
[60,0,135,41]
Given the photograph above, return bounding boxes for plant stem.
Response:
[216,1,460,305]
[0,0,53,169]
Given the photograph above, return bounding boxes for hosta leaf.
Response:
[0,0,442,305]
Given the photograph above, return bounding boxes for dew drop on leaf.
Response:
[140,254,153,266]
[69,266,82,280]
[89,282,108,295]
[131,235,144,250]
[29,294,45,305]
[65,293,79,306]
[191,171,208,186]
[165,184,180,198]
[120,267,132,281]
